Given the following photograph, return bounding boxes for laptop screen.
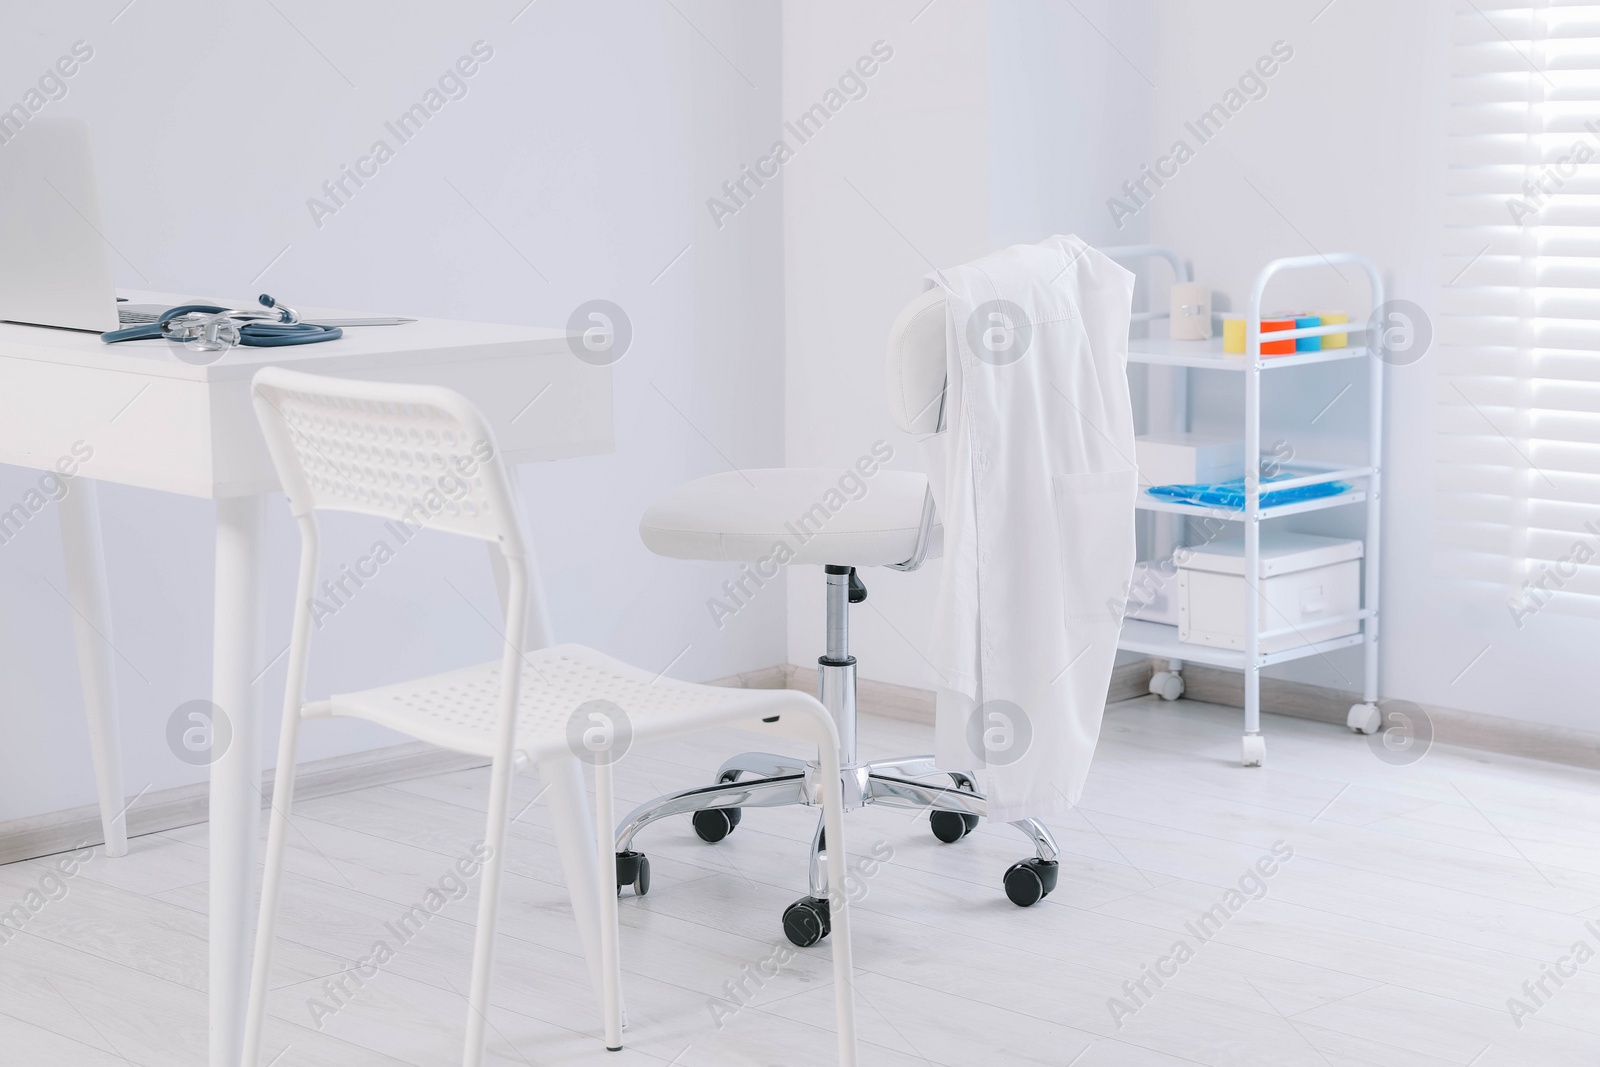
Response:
[0,117,119,332]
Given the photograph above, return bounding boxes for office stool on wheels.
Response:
[625,288,1063,946]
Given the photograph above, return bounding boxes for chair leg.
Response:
[538,753,607,1010]
[807,811,829,899]
[463,753,515,1067]
[240,719,303,1067]
[615,774,808,853]
[716,751,809,781]
[593,759,624,1050]
[810,721,858,1067]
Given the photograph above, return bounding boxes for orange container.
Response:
[1259,318,1296,355]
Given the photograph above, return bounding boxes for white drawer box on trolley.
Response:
[1177,531,1363,653]
[1134,432,1244,488]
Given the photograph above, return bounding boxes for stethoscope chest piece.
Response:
[161,308,244,354]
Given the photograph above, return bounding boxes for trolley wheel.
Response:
[1003,858,1059,907]
[1149,670,1185,701]
[782,895,831,947]
[615,851,650,897]
[1347,702,1381,735]
[1242,733,1265,767]
[692,808,736,843]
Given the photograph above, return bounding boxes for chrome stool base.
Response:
[612,566,1064,942]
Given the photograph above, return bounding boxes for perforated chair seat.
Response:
[318,642,777,759]
[639,468,936,567]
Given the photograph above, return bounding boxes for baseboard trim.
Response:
[1108,658,1158,704]
[1177,662,1600,772]
[1178,663,1353,727]
[717,658,1600,774]
[0,742,488,867]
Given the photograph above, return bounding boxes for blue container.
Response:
[1294,314,1322,351]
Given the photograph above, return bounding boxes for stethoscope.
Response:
[101,294,342,353]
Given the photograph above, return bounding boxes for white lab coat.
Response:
[925,235,1137,823]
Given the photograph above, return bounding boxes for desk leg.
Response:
[57,479,128,858]
[211,496,263,1067]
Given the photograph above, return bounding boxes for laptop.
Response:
[0,117,163,332]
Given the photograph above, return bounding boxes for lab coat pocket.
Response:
[1052,468,1138,632]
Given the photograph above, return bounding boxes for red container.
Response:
[1259,318,1296,355]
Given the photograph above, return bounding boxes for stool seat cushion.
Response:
[639,468,936,567]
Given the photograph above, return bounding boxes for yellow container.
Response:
[1317,310,1349,349]
[1223,315,1297,355]
[1222,315,1245,354]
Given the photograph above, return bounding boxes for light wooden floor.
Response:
[2,695,1598,1066]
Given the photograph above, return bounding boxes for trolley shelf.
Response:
[1135,465,1372,520]
[1127,336,1371,371]
[1117,619,1369,669]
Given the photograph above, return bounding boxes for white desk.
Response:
[0,293,614,1066]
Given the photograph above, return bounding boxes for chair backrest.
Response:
[251,366,528,559]
[884,287,948,436]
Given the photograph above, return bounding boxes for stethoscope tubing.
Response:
[100,297,343,348]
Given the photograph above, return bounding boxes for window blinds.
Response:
[1441,0,1600,623]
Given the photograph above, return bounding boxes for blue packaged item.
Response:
[1146,474,1350,510]
[1293,314,1322,351]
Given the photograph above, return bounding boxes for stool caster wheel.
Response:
[1003,858,1059,907]
[782,895,831,947]
[692,807,740,842]
[930,809,979,843]
[1149,670,1185,701]
[616,851,650,897]
[1242,734,1265,767]
[1347,702,1381,735]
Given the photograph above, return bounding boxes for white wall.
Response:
[782,0,1156,686]
[989,0,1156,253]
[1146,0,1593,733]
[780,0,989,682]
[0,0,790,822]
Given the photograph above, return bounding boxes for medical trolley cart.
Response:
[1103,246,1385,767]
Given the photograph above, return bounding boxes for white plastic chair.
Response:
[241,366,858,1067]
